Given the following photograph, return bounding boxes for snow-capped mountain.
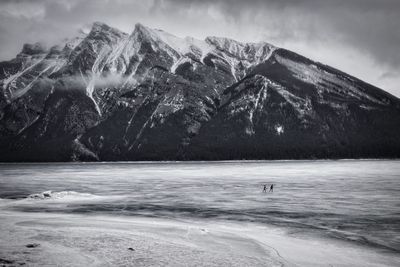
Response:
[0,22,399,161]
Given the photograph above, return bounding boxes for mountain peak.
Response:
[131,22,157,41]
[134,22,149,32]
[91,21,112,31]
[206,36,274,52]
[88,22,127,39]
[19,42,47,56]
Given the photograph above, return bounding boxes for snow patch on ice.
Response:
[27,191,100,201]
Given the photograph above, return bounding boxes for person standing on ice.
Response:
[269,184,274,192]
[263,184,267,193]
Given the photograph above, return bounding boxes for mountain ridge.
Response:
[0,22,399,162]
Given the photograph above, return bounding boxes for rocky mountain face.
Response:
[0,22,399,161]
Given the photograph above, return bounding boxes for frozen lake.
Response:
[0,160,399,266]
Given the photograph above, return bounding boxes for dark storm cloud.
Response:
[0,0,398,95]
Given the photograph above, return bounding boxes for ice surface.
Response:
[0,211,399,267]
[0,160,400,266]
[0,212,287,266]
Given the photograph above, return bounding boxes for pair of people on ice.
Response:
[263,184,273,192]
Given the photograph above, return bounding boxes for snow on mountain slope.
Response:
[0,32,89,102]
[274,54,387,105]
[0,22,276,103]
[137,24,212,59]
[2,52,65,101]
[124,24,277,82]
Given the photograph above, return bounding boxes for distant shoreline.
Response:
[0,158,399,164]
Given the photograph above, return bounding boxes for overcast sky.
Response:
[0,0,399,97]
